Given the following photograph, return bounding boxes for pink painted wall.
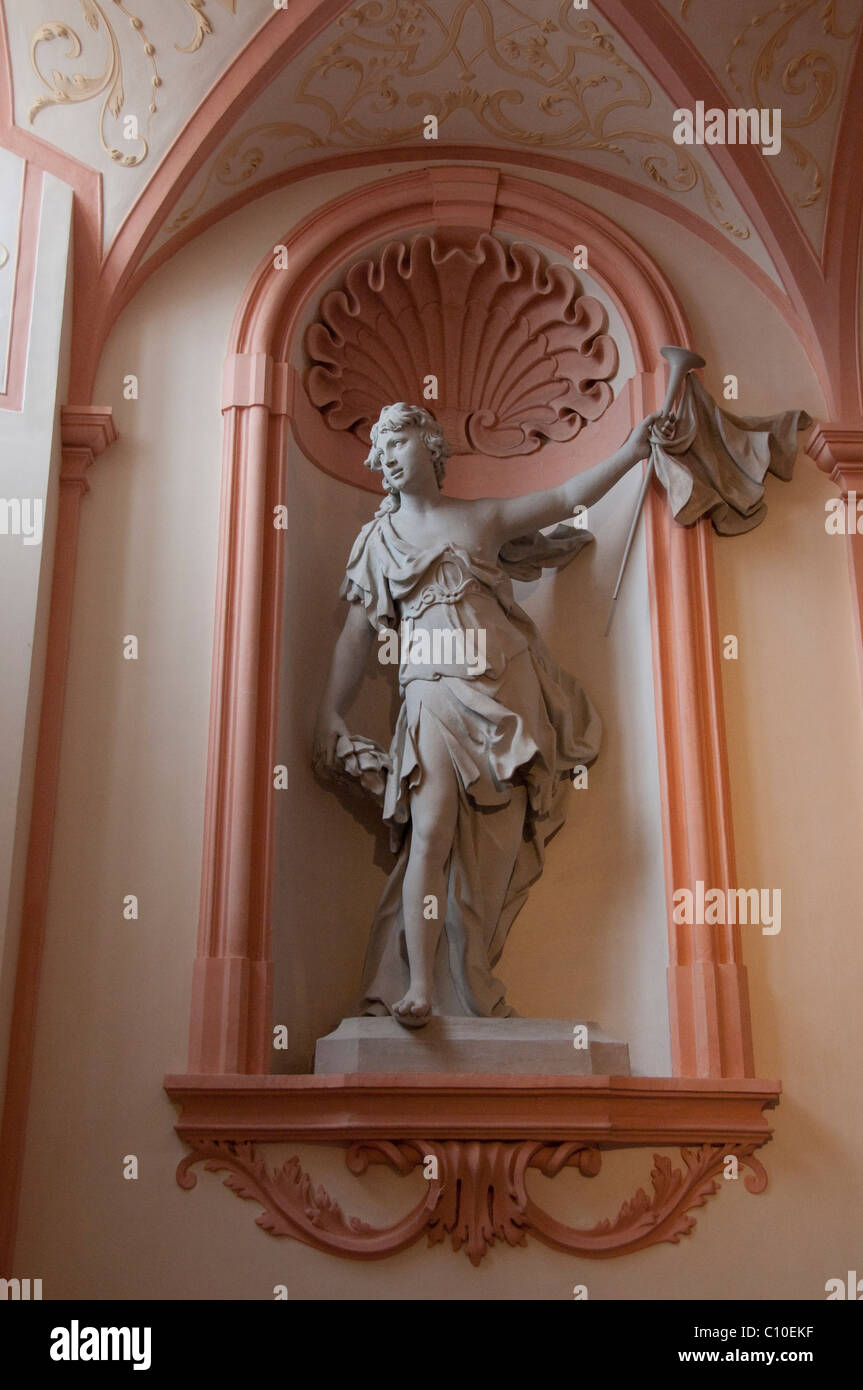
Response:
[10,162,863,1298]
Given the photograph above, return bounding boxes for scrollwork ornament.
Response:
[176,1137,771,1265]
[27,0,230,169]
[682,0,859,210]
[176,0,214,55]
[167,0,750,242]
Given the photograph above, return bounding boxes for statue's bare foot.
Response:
[392,992,432,1029]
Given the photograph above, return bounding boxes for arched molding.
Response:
[190,164,754,1086]
[118,144,815,379]
[818,36,863,420]
[600,0,863,421]
[230,167,688,370]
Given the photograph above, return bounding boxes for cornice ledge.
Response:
[164,1071,781,1145]
[807,422,863,485]
[60,405,119,456]
[221,353,293,414]
[59,406,119,494]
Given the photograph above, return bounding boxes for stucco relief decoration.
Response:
[167,0,750,240]
[304,232,619,458]
[27,0,239,168]
[176,1138,769,1265]
[679,0,859,211]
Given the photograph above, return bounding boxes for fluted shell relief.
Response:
[304,234,618,457]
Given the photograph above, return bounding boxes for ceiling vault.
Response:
[1,0,860,413]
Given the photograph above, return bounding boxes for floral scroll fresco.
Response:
[166,0,754,241]
[27,0,241,167]
[675,0,861,228]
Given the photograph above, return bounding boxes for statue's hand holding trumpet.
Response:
[605,344,705,634]
[656,344,707,438]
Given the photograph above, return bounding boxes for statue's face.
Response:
[378,425,436,494]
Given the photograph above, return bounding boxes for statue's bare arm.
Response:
[313,602,376,769]
[483,412,661,545]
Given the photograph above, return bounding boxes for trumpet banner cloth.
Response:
[651,375,812,535]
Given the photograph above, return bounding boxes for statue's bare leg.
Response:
[393,713,459,1027]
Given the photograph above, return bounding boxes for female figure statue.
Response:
[313,403,658,1027]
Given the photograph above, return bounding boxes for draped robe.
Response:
[338,511,600,1018]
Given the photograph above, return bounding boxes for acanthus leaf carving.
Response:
[176,1137,771,1266]
[177,1139,439,1257]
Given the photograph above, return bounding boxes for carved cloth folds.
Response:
[651,375,812,534]
[339,512,600,1018]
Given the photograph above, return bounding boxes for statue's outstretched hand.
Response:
[313,709,350,773]
[624,411,664,463]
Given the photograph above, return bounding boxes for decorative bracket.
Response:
[808,422,863,699]
[176,1136,769,1266]
[167,1073,778,1264]
[60,405,119,495]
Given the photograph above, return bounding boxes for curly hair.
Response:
[364,404,451,508]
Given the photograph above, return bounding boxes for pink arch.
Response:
[191,165,753,1088]
[600,0,863,420]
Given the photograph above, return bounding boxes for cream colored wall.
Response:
[12,163,863,1299]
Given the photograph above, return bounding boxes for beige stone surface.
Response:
[314,1017,630,1075]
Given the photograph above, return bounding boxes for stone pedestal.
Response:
[314,1017,630,1075]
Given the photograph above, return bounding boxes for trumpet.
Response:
[657,345,706,438]
[605,344,706,635]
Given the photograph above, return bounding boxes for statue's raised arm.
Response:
[482,410,662,548]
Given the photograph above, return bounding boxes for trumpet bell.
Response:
[660,345,706,372]
[659,344,706,419]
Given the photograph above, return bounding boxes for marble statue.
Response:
[313,402,659,1028]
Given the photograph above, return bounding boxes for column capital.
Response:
[61,404,118,455]
[60,406,119,494]
[808,423,863,494]
[221,353,292,414]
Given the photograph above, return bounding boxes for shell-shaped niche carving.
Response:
[304,233,618,457]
